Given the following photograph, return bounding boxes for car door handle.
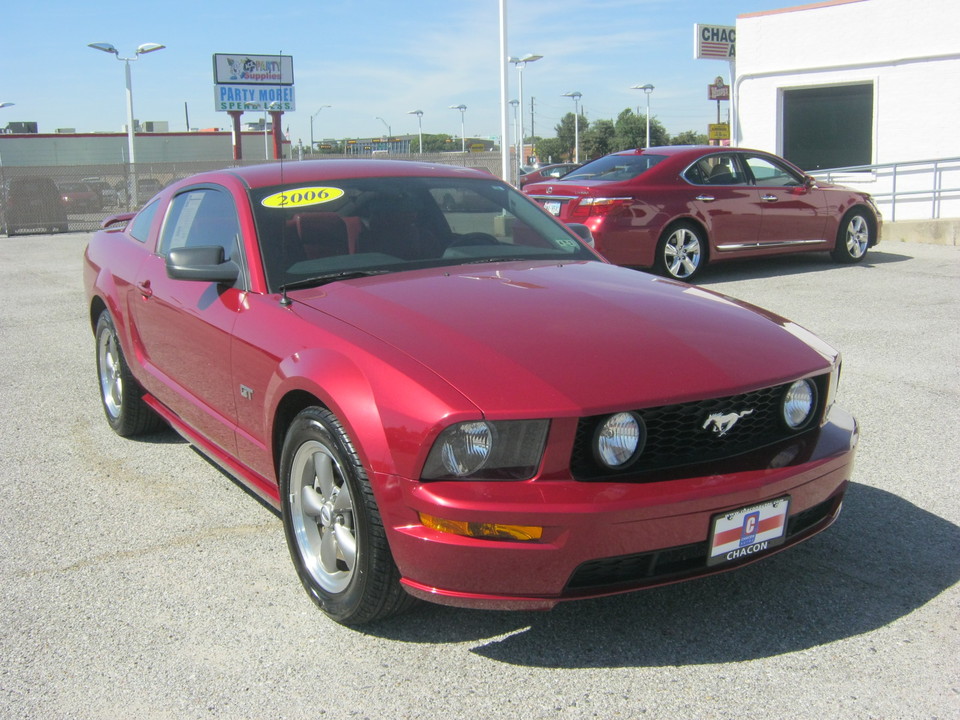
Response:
[695,195,715,202]
[137,280,153,299]
[761,194,779,202]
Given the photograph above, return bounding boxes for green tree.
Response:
[614,108,668,150]
[582,119,615,160]
[534,137,566,164]
[419,133,456,152]
[670,130,709,145]
[554,112,589,160]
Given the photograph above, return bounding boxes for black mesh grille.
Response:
[565,493,841,593]
[571,377,827,481]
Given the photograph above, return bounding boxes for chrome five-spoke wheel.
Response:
[289,440,357,594]
[279,406,415,625]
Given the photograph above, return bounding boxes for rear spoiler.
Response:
[100,212,136,230]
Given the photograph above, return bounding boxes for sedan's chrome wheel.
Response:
[844,214,869,259]
[662,226,703,280]
[98,329,124,420]
[289,439,358,594]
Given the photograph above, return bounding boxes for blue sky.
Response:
[3,0,795,145]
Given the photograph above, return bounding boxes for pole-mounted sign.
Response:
[694,25,736,60]
[213,53,295,160]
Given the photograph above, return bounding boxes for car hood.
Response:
[293,261,835,416]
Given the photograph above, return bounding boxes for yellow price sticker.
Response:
[261,186,345,209]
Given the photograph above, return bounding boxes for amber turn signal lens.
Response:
[419,513,543,541]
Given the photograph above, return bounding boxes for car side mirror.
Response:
[567,222,595,248]
[166,245,240,284]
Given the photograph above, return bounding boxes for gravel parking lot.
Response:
[1,233,957,719]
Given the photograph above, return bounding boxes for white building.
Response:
[735,0,960,221]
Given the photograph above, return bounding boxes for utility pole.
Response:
[529,96,536,146]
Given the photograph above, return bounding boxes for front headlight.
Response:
[421,419,549,480]
[782,379,818,430]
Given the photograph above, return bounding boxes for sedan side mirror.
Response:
[166,245,240,284]
[567,222,595,248]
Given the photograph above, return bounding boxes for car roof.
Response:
[185,159,495,190]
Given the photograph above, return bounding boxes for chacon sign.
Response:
[694,24,736,60]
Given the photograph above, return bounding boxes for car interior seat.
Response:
[284,212,351,262]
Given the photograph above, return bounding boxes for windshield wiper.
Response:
[280,269,389,293]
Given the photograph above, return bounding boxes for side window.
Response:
[159,187,240,261]
[684,154,748,186]
[744,156,804,187]
[128,199,160,243]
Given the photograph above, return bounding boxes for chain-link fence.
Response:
[0,152,503,235]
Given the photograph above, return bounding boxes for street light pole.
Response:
[310,105,331,153]
[630,83,655,148]
[407,110,424,154]
[449,104,467,153]
[509,54,542,178]
[508,99,519,175]
[88,42,165,166]
[562,91,582,163]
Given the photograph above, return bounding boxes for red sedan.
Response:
[524,146,881,281]
[84,160,857,625]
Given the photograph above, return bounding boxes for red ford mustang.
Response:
[83,160,858,625]
[524,146,881,281]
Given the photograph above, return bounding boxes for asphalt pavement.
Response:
[0,233,957,719]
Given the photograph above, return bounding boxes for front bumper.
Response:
[378,406,858,610]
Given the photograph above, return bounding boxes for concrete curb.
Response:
[884,218,960,245]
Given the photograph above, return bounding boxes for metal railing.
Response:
[811,156,960,222]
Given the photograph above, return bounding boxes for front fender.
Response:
[261,335,480,483]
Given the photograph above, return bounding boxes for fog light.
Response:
[783,379,817,429]
[594,412,645,469]
[419,513,542,541]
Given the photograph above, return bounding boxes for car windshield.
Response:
[249,176,596,292]
[563,154,665,182]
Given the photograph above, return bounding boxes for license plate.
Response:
[707,496,790,566]
[544,200,561,216]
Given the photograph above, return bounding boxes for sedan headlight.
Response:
[421,420,549,480]
[782,379,818,430]
[594,412,646,469]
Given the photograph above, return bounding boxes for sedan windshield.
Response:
[249,176,595,292]
[563,154,665,182]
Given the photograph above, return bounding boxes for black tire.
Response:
[832,209,873,263]
[95,310,164,436]
[655,221,707,281]
[279,406,416,625]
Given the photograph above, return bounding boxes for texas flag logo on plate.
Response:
[707,496,790,566]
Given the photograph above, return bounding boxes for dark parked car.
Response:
[84,160,858,625]
[83,178,120,208]
[1,176,68,235]
[58,181,102,213]
[524,146,881,281]
[518,162,579,188]
[114,177,165,207]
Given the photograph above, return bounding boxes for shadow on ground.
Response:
[365,482,959,668]
[692,248,912,285]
